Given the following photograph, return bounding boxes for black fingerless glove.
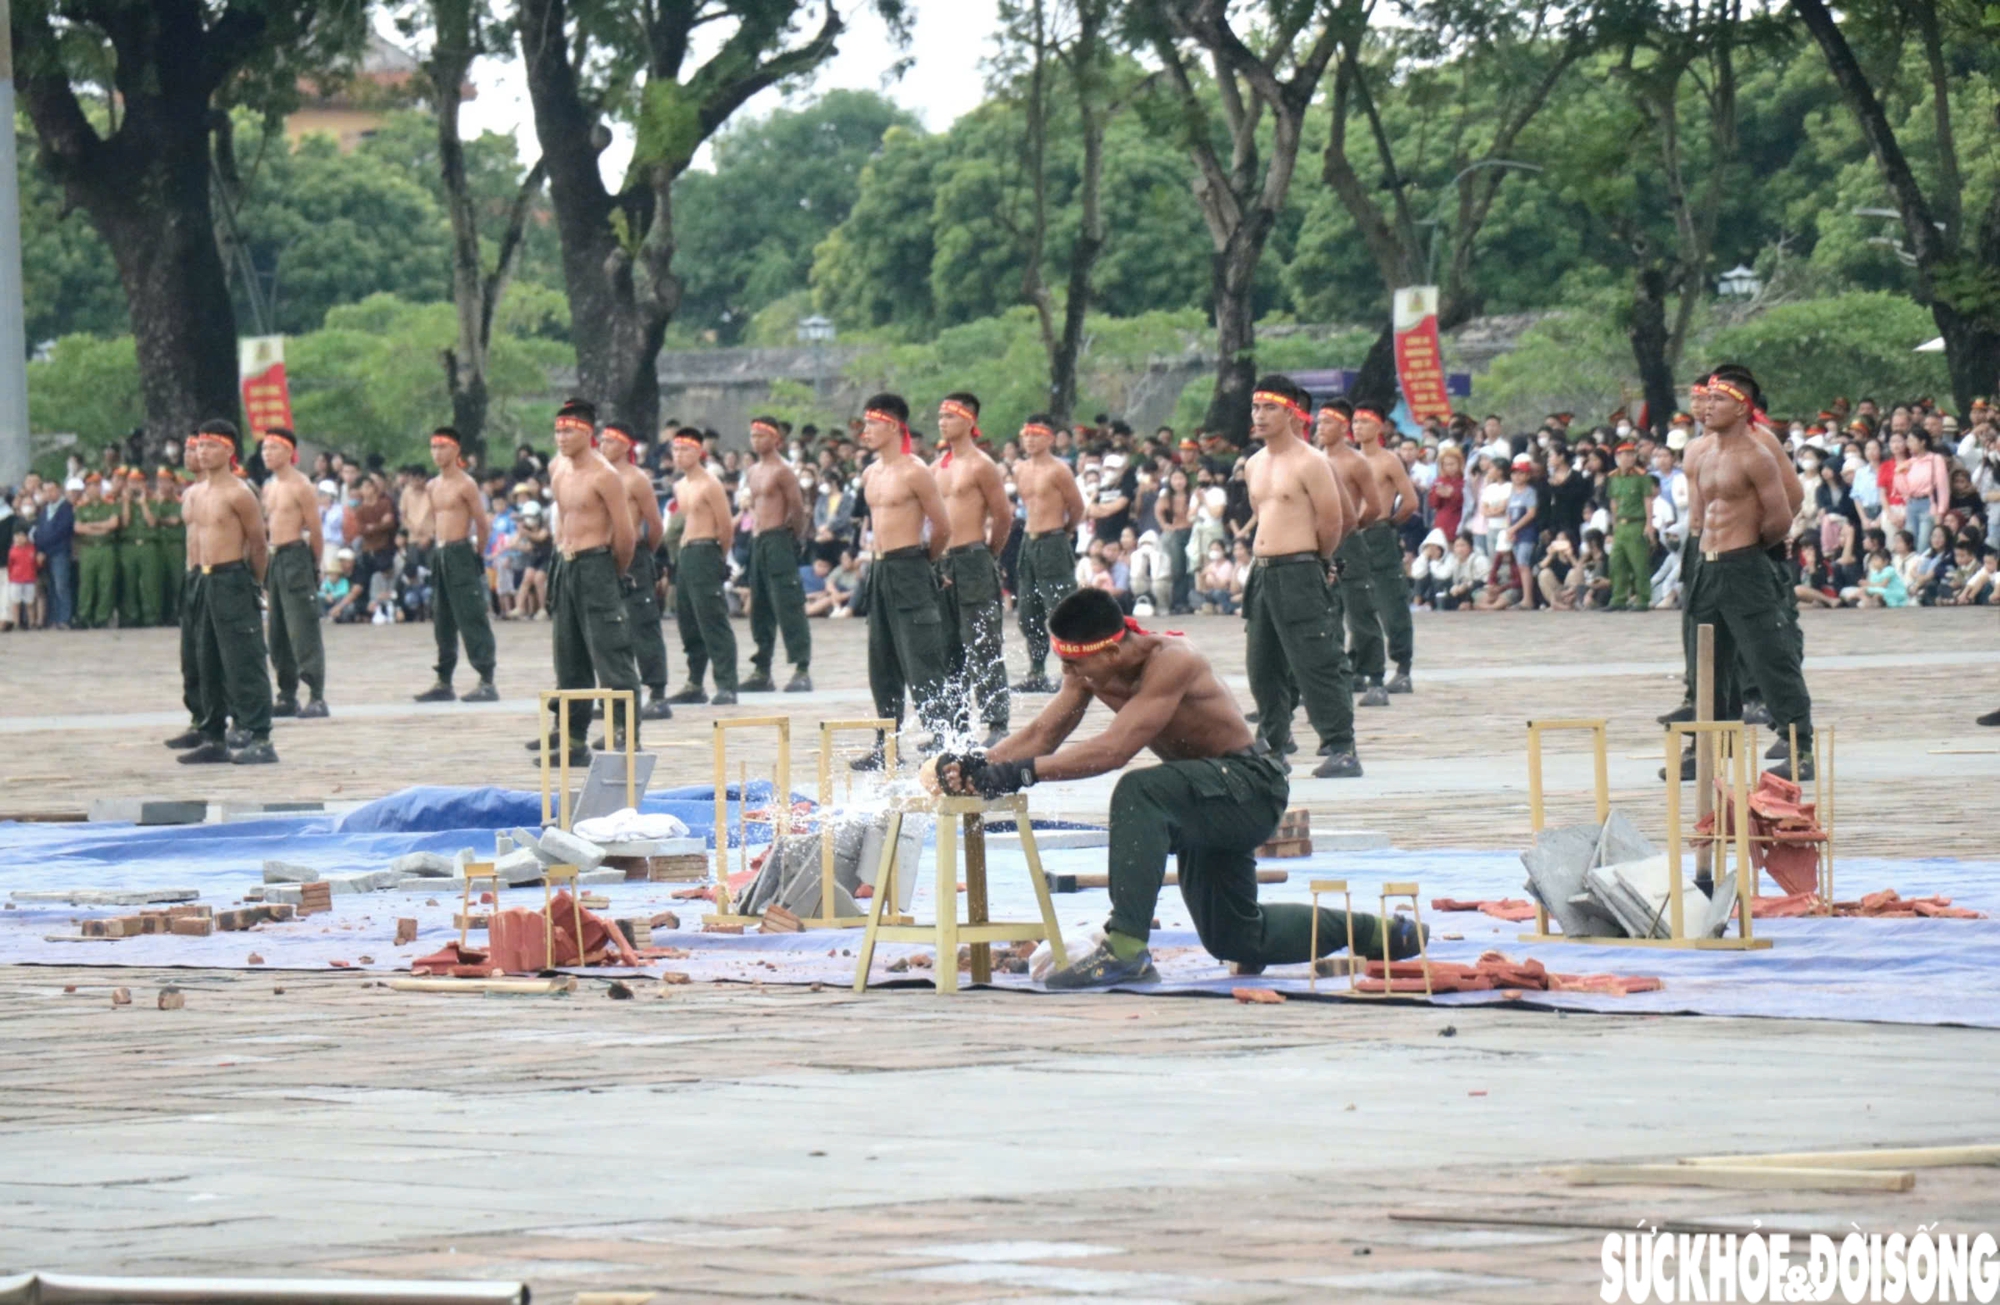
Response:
[964,755,1035,797]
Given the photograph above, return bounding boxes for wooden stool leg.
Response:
[965,812,990,984]
[1018,818,1068,969]
[935,813,960,994]
[851,813,900,992]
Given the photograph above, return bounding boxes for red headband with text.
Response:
[1252,390,1308,424]
[867,408,912,455]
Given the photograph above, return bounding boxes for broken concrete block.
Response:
[1585,855,1735,940]
[1594,809,1655,870]
[262,860,319,884]
[576,867,623,885]
[261,884,304,906]
[389,852,455,879]
[493,848,545,885]
[10,888,198,907]
[535,827,606,871]
[324,876,360,895]
[397,877,466,892]
[88,798,208,826]
[1521,822,1626,939]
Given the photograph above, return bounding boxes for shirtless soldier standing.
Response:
[259,427,329,718]
[1683,366,1816,782]
[178,421,278,765]
[739,417,813,694]
[1347,402,1421,702]
[598,421,673,721]
[937,588,1422,988]
[933,392,1012,747]
[668,429,739,706]
[1242,376,1362,779]
[538,400,642,763]
[1009,413,1086,695]
[856,393,952,767]
[413,429,499,703]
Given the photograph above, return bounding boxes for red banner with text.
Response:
[1392,286,1452,422]
[238,336,294,437]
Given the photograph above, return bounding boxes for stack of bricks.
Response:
[81,902,296,938]
[1256,809,1312,859]
[634,853,710,883]
[298,881,334,917]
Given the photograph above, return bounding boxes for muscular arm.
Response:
[1383,457,1421,526]
[1329,470,1356,547]
[634,478,665,553]
[1752,425,1805,514]
[1752,448,1793,546]
[236,488,270,585]
[467,481,491,555]
[1685,454,1708,541]
[985,678,1093,766]
[912,467,952,562]
[1305,456,1344,558]
[1024,654,1190,782]
[1057,465,1087,530]
[979,462,1011,554]
[780,467,808,539]
[301,482,324,565]
[602,472,636,573]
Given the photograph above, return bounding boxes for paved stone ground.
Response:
[2,609,1996,1301]
[0,605,1993,854]
[6,968,2000,1303]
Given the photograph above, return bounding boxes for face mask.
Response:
[1615,423,1632,437]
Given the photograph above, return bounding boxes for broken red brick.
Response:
[328,959,351,968]
[701,922,745,935]
[394,918,418,945]
[1233,987,1286,1004]
[247,953,265,965]
[761,905,803,933]
[649,910,681,930]
[170,916,215,937]
[157,988,185,1010]
[110,987,131,1006]
[659,971,691,985]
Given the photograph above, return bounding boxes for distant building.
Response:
[285,31,466,152]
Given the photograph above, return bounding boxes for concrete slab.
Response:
[261,861,320,884]
[388,852,455,879]
[86,798,207,826]
[8,888,198,906]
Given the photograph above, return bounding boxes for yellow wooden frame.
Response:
[458,860,584,969]
[537,688,637,831]
[1523,718,1610,940]
[705,715,791,925]
[851,793,1067,994]
[805,719,904,929]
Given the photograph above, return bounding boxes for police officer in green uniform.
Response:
[73,474,122,627]
[936,589,1423,989]
[117,469,157,625]
[1605,442,1657,610]
[153,468,186,625]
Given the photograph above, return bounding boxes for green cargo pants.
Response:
[939,543,1009,733]
[748,529,811,676]
[626,545,669,693]
[161,538,185,623]
[188,563,273,744]
[674,539,738,693]
[77,546,117,629]
[178,570,202,728]
[866,546,951,732]
[131,539,164,626]
[1364,522,1413,673]
[549,548,642,748]
[1014,530,1077,677]
[1334,532,1382,684]
[1104,749,1393,965]
[266,541,325,701]
[1608,522,1650,610]
[118,543,148,627]
[1683,546,1813,748]
[432,538,496,686]
[1244,554,1354,756]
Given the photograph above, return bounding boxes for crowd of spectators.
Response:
[3,392,1995,637]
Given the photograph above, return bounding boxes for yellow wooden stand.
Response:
[1523,718,1610,940]
[851,793,1067,994]
[460,861,499,948]
[1309,880,1431,997]
[705,716,791,926]
[537,688,637,831]
[459,860,584,967]
[805,719,905,929]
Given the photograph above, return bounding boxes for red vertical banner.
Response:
[1392,286,1452,421]
[239,335,294,436]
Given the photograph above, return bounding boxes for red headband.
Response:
[599,428,637,463]
[1709,380,1752,406]
[750,420,782,439]
[1352,404,1386,422]
[867,408,912,455]
[1252,390,1308,423]
[430,433,466,468]
[1050,616,1180,660]
[263,430,297,463]
[1022,423,1054,441]
[672,433,704,450]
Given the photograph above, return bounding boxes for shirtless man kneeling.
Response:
[938,588,1422,988]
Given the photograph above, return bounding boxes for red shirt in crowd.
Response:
[1428,474,1465,539]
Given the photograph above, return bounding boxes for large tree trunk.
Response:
[1354,324,1397,407]
[1629,268,1676,436]
[1204,219,1268,444]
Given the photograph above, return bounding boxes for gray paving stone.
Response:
[261,861,320,884]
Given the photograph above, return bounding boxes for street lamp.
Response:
[797,314,835,401]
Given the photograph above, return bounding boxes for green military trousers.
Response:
[1103,749,1394,965]
[1363,522,1414,674]
[432,538,497,687]
[1013,530,1077,677]
[673,539,738,693]
[118,543,149,626]
[1243,554,1354,757]
[865,547,950,733]
[266,541,325,702]
[187,563,273,744]
[1608,522,1651,610]
[1682,546,1814,748]
[938,543,1009,733]
[548,547,642,748]
[625,545,669,693]
[77,546,117,628]
[1335,532,1382,684]
[748,529,811,676]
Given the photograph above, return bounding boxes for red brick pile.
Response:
[1752,888,1985,920]
[1429,898,1539,922]
[1695,771,1825,895]
[411,891,648,976]
[1355,950,1663,996]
